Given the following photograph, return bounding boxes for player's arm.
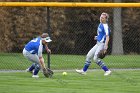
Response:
[39,57,46,69]
[94,36,97,40]
[104,24,110,53]
[38,44,46,69]
[104,35,109,50]
[44,43,51,54]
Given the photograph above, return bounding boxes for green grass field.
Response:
[0,53,140,70]
[0,53,140,93]
[0,70,140,93]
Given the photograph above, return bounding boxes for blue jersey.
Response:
[25,37,44,57]
[97,23,110,43]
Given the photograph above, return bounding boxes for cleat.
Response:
[32,75,39,78]
[26,68,33,74]
[76,69,86,75]
[104,70,111,76]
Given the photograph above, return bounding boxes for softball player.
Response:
[23,33,52,78]
[76,12,111,76]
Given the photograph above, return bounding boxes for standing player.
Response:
[23,33,52,78]
[76,12,111,76]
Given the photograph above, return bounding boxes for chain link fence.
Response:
[0,6,140,70]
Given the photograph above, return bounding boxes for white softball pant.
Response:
[86,42,104,62]
[22,48,40,64]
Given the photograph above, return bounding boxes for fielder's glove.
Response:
[43,68,54,78]
[98,49,106,59]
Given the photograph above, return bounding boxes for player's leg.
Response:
[26,63,35,73]
[32,63,40,78]
[23,49,35,73]
[76,44,98,74]
[83,44,98,71]
[27,54,41,77]
[93,43,111,76]
[23,49,41,77]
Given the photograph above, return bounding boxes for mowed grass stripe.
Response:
[0,53,140,69]
[0,70,139,93]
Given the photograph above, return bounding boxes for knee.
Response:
[86,55,92,62]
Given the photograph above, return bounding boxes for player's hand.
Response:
[98,49,106,59]
[47,49,51,54]
[104,49,107,54]
[94,36,97,40]
[42,68,54,78]
[104,46,108,53]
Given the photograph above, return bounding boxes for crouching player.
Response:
[23,33,52,78]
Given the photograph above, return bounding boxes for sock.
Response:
[29,63,35,71]
[83,61,91,72]
[33,64,40,75]
[96,60,109,72]
[102,66,109,72]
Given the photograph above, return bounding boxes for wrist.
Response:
[39,57,45,68]
[46,47,48,51]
